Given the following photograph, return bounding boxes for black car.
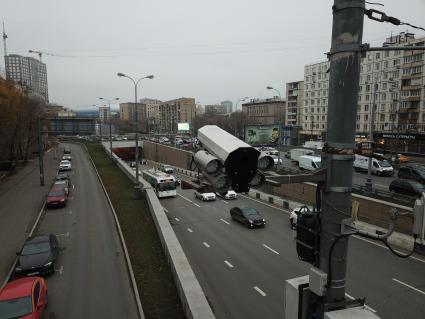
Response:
[398,165,425,184]
[389,178,425,197]
[54,173,72,186]
[230,207,266,228]
[14,234,59,277]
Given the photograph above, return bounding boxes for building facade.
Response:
[205,104,226,114]
[220,100,233,114]
[140,98,161,132]
[241,98,286,125]
[158,98,196,133]
[286,81,304,126]
[5,54,48,102]
[301,32,425,151]
[98,106,111,123]
[119,102,148,132]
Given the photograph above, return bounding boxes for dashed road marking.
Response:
[203,242,210,248]
[57,232,70,237]
[55,265,64,275]
[177,193,193,203]
[345,293,376,312]
[163,207,169,213]
[220,218,230,225]
[193,203,201,208]
[220,200,229,204]
[174,217,180,222]
[253,286,267,296]
[187,227,193,233]
[224,260,234,268]
[262,244,280,255]
[393,278,425,296]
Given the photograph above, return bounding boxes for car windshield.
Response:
[313,161,321,168]
[242,208,259,216]
[0,296,32,319]
[157,182,176,191]
[48,190,65,197]
[21,241,50,255]
[379,160,391,167]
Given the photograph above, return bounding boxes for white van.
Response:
[353,154,394,176]
[290,148,315,163]
[299,155,321,171]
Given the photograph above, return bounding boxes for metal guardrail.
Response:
[352,183,416,205]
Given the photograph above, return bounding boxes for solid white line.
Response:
[262,244,280,255]
[238,194,290,214]
[393,278,425,295]
[224,260,234,268]
[174,217,180,222]
[193,203,201,208]
[352,235,425,264]
[177,193,193,203]
[187,227,193,233]
[163,207,169,213]
[221,200,229,204]
[374,184,387,188]
[203,242,210,248]
[345,293,376,313]
[220,218,230,225]
[253,286,267,297]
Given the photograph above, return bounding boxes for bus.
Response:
[142,169,177,198]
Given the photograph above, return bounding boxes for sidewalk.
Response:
[0,150,60,284]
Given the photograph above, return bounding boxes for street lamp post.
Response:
[99,97,119,161]
[234,97,248,137]
[117,73,154,198]
[267,86,283,168]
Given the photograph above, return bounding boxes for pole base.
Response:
[133,184,143,199]
[364,180,373,194]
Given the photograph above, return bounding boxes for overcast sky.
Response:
[2,0,424,109]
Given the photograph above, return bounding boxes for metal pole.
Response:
[365,82,377,194]
[321,0,365,307]
[37,114,45,186]
[134,83,141,197]
[109,103,113,161]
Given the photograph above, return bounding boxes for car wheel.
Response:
[290,218,295,229]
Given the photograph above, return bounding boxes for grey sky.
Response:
[2,0,424,109]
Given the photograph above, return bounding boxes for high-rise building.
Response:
[99,106,111,123]
[140,98,162,132]
[205,104,225,114]
[5,54,48,102]
[119,102,148,131]
[286,81,304,126]
[220,100,233,114]
[158,98,196,133]
[241,97,286,125]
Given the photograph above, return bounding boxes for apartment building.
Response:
[140,98,161,131]
[205,104,226,114]
[5,54,49,102]
[220,100,233,114]
[119,102,148,131]
[301,32,425,151]
[286,81,304,126]
[98,106,111,123]
[241,98,286,125]
[158,98,196,133]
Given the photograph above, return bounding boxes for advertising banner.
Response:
[244,124,279,145]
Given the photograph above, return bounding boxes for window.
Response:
[367,75,371,82]
[364,114,369,121]
[375,62,380,70]
[381,93,386,100]
[384,61,388,68]
[380,114,385,121]
[385,51,389,58]
[381,104,386,111]
[364,123,368,130]
[367,65,371,72]
[364,104,369,112]
[375,53,380,59]
[383,83,387,90]
[356,124,360,130]
[366,95,370,101]
[366,84,370,92]
[393,59,399,66]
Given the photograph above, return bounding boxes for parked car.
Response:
[216,190,237,200]
[14,234,59,277]
[299,155,321,171]
[391,153,410,164]
[160,164,174,174]
[398,165,425,184]
[290,148,315,163]
[63,147,71,154]
[289,206,312,229]
[194,190,216,201]
[54,173,71,186]
[53,180,70,195]
[62,154,72,161]
[230,207,266,228]
[46,187,68,208]
[0,276,48,319]
[389,178,425,197]
[59,160,72,171]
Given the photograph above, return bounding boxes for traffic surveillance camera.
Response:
[196,125,261,192]
[194,150,222,174]
[258,153,275,171]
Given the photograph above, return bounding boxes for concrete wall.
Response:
[143,141,193,170]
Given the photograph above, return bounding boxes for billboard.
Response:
[244,124,279,145]
[178,122,190,131]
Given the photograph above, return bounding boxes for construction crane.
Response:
[28,50,59,62]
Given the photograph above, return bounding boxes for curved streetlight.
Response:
[99,97,119,161]
[117,73,154,198]
[267,86,283,167]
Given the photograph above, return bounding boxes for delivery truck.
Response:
[353,154,394,176]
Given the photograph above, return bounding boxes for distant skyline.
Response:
[2,0,425,108]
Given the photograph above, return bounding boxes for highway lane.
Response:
[161,172,425,319]
[35,143,139,319]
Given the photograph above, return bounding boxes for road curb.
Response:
[81,143,146,319]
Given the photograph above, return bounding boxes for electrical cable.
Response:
[381,235,417,259]
[326,234,351,289]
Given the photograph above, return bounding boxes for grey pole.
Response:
[364,82,377,194]
[37,114,45,186]
[320,0,365,305]
[267,87,283,168]
[99,97,119,161]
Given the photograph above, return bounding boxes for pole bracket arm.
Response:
[264,168,326,186]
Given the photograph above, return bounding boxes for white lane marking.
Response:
[174,217,180,222]
[224,260,234,268]
[353,235,425,264]
[393,278,425,296]
[187,227,193,233]
[193,203,201,208]
[375,184,387,188]
[220,218,230,225]
[72,184,75,190]
[262,244,280,255]
[345,293,376,313]
[177,193,193,203]
[253,286,267,297]
[56,232,70,237]
[163,207,169,213]
[203,242,210,248]
[238,194,290,214]
[55,265,64,275]
[221,200,229,204]
[47,210,72,215]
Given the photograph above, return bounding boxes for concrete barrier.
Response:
[101,143,215,319]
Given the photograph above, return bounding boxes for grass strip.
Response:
[85,142,185,319]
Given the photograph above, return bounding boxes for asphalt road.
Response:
[35,143,139,319]
[159,171,425,319]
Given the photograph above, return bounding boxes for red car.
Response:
[0,276,48,319]
[46,186,68,208]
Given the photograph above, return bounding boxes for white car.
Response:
[289,206,311,229]
[194,190,216,201]
[59,160,72,171]
[62,155,72,161]
[216,190,237,200]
